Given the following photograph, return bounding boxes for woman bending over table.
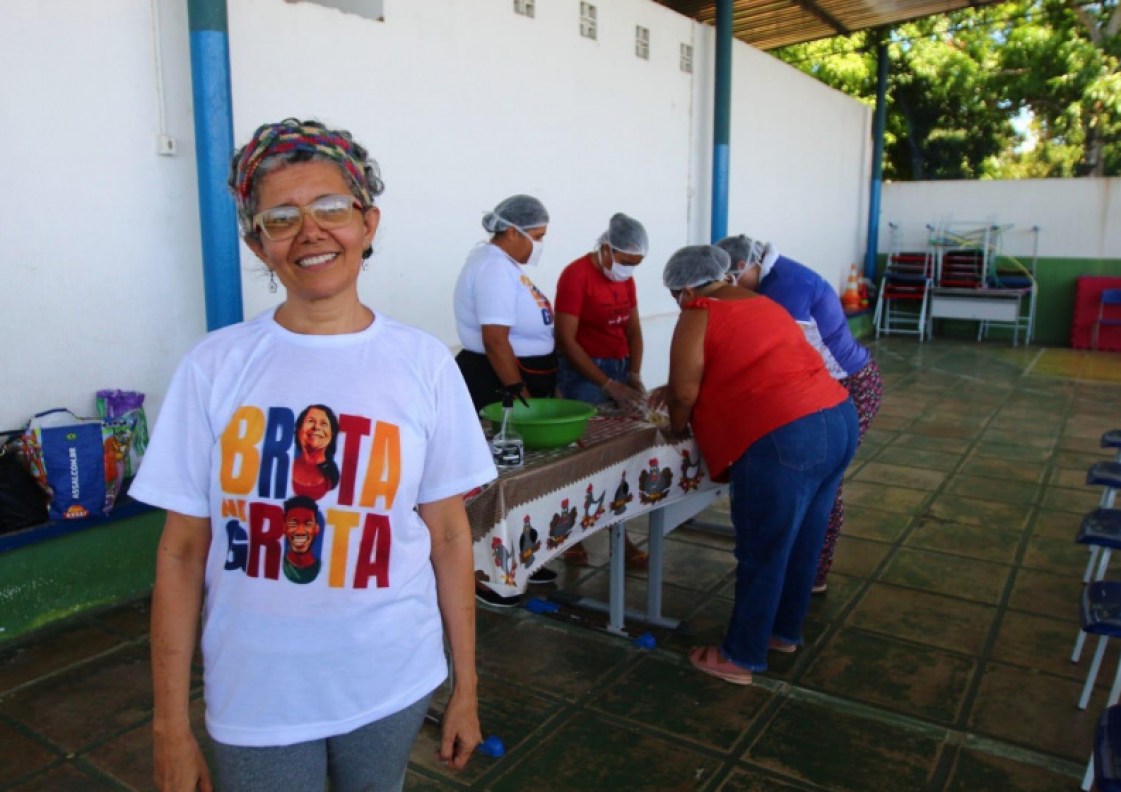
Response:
[660,245,858,686]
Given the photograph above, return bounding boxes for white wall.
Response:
[881,178,1121,259]
[1,0,870,430]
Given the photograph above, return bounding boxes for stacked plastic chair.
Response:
[1085,705,1121,791]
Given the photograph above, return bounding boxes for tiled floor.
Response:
[4,337,1121,791]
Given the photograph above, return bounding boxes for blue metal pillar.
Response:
[710,0,733,243]
[863,31,889,281]
[188,0,243,330]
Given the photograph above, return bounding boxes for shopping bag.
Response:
[96,390,148,479]
[20,409,127,520]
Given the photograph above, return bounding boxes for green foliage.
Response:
[774,0,1120,179]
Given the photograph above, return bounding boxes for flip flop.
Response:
[688,646,753,686]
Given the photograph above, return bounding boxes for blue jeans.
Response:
[557,355,629,405]
[722,400,858,671]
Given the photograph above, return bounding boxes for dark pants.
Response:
[455,349,557,411]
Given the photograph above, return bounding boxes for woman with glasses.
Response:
[553,212,650,570]
[659,245,857,686]
[131,118,496,791]
[452,194,557,413]
[716,234,882,595]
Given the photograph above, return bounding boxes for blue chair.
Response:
[1084,705,1121,791]
[1077,582,1121,711]
[1081,457,1121,585]
[1092,289,1121,351]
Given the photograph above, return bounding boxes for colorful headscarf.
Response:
[230,119,378,228]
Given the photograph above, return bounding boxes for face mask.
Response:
[518,228,544,268]
[604,262,637,282]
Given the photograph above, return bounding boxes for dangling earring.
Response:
[268,270,278,293]
[361,260,369,272]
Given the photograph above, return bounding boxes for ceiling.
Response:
[653,0,1001,51]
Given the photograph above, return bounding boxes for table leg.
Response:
[646,508,665,624]
[607,521,627,635]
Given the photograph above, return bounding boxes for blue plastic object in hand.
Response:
[632,632,656,649]
[525,597,559,614]
[477,735,506,758]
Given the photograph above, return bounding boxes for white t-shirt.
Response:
[130,309,496,747]
[453,242,555,357]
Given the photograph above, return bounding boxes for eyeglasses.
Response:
[253,194,362,241]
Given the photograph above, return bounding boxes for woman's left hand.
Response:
[438,686,482,770]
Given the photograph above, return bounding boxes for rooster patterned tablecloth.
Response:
[467,416,717,597]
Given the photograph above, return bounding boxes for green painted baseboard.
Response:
[0,510,163,642]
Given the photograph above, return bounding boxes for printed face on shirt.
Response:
[284,506,320,555]
[298,408,333,456]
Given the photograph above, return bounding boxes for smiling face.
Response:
[284,506,320,554]
[246,161,380,309]
[297,407,333,455]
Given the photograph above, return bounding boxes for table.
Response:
[467,415,725,633]
[928,286,1031,345]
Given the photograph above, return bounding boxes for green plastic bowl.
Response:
[479,398,596,449]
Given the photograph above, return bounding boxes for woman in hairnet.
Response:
[554,212,650,569]
[453,194,559,603]
[716,234,882,595]
[453,194,556,412]
[661,245,857,685]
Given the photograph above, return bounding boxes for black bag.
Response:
[0,432,49,533]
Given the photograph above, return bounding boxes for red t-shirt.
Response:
[687,295,849,482]
[554,254,637,359]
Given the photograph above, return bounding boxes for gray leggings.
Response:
[210,692,433,792]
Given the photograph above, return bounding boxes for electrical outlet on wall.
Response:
[157,134,177,156]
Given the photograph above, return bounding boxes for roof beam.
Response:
[785,0,848,35]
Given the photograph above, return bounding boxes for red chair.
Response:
[1093,289,1121,351]
[873,250,934,342]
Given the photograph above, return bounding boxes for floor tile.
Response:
[958,455,1047,484]
[846,583,996,655]
[0,624,125,696]
[878,548,1010,604]
[1050,466,1092,489]
[874,445,962,472]
[716,766,816,791]
[979,430,1056,451]
[487,710,725,791]
[971,440,1054,464]
[1031,508,1087,540]
[945,475,1040,505]
[828,536,892,579]
[943,747,1079,792]
[1041,486,1101,514]
[839,506,912,543]
[0,720,59,785]
[744,697,945,790]
[843,481,930,514]
[968,662,1100,761]
[7,762,121,792]
[904,519,1021,564]
[1008,568,1084,621]
[475,620,631,702]
[990,609,1117,684]
[1021,533,1094,577]
[922,495,1033,532]
[590,654,773,751]
[890,432,973,455]
[853,462,947,492]
[801,628,975,723]
[0,644,154,754]
[660,540,739,593]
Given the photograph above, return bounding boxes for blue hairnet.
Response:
[482,194,549,233]
[663,245,731,289]
[599,213,649,256]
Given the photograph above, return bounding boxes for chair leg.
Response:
[1074,628,1089,663]
[1096,548,1114,582]
[1083,753,1095,791]
[1086,545,1102,584]
[1081,635,1109,710]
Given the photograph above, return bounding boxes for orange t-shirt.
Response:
[687,295,849,481]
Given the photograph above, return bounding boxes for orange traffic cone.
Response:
[841,263,862,313]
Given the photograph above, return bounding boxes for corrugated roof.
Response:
[653,0,1001,50]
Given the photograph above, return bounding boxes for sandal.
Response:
[769,637,797,654]
[564,543,589,567]
[688,646,753,686]
[624,536,649,571]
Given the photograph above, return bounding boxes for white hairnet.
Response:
[598,212,649,256]
[482,194,549,233]
[715,234,767,272]
[663,245,731,289]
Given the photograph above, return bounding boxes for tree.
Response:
[774,1,1121,179]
